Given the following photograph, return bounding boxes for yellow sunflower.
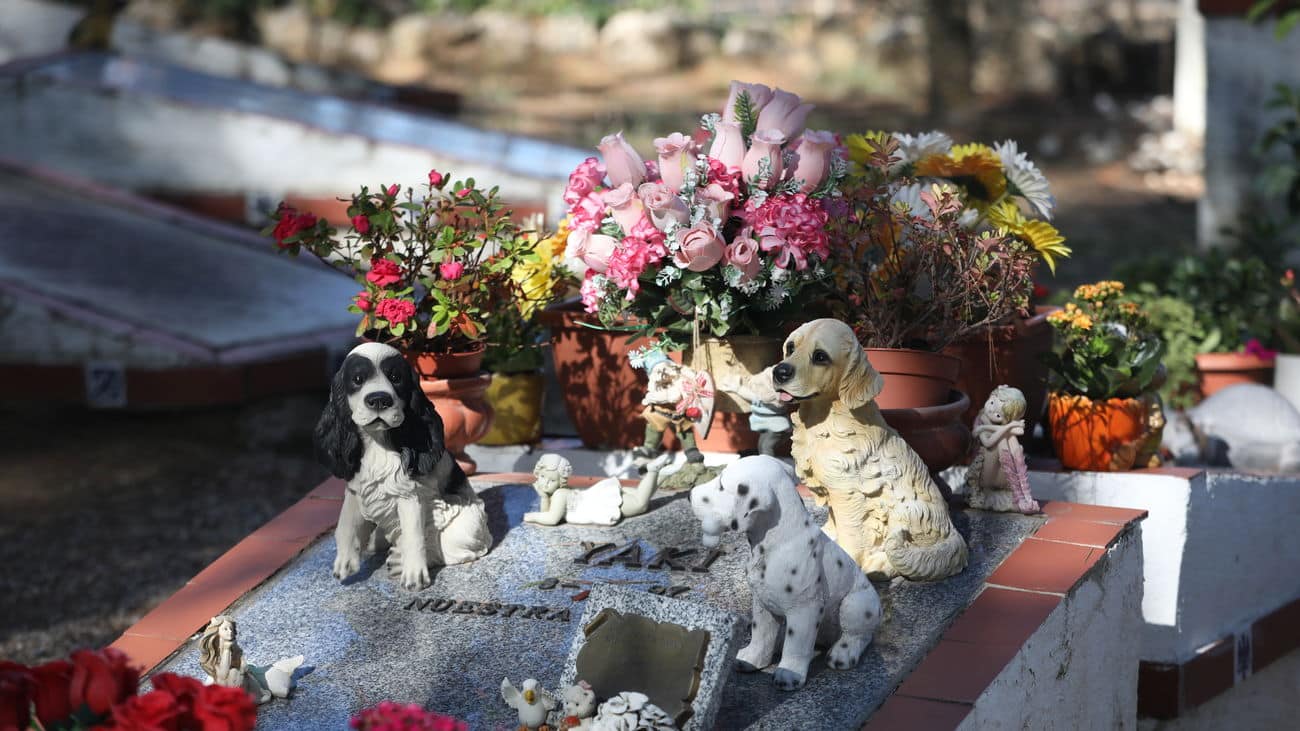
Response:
[914,144,1007,203]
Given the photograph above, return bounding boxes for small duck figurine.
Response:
[966,386,1039,514]
[524,454,666,526]
[502,677,556,731]
[558,681,597,730]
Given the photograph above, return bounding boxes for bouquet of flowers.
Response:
[826,133,1044,350]
[267,169,555,359]
[564,81,847,350]
[1043,281,1166,399]
[0,648,256,731]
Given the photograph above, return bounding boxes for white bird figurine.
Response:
[502,677,556,731]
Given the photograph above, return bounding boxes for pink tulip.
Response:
[598,131,646,189]
[721,81,774,123]
[789,130,837,193]
[725,228,762,281]
[742,129,786,190]
[601,182,650,235]
[696,182,735,222]
[570,228,620,273]
[638,182,690,231]
[708,120,746,171]
[654,132,695,192]
[756,88,814,141]
[673,223,725,272]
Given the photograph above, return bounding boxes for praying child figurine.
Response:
[965,386,1040,514]
[631,350,714,466]
[198,616,305,704]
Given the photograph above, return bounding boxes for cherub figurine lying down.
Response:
[524,454,665,526]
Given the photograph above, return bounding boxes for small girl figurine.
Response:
[966,386,1040,514]
[198,616,304,704]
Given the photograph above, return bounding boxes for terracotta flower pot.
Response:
[1195,352,1276,399]
[479,370,543,446]
[662,411,792,456]
[683,336,784,413]
[421,373,493,475]
[539,303,651,449]
[405,343,486,380]
[867,348,963,409]
[1047,391,1161,472]
[880,390,971,473]
[943,307,1055,434]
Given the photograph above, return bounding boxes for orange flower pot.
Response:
[1194,352,1275,399]
[421,373,493,476]
[1047,392,1158,472]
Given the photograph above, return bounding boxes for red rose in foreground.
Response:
[351,215,371,235]
[351,701,467,731]
[374,298,416,326]
[0,661,34,731]
[190,684,257,731]
[30,659,75,726]
[271,205,319,250]
[366,258,403,288]
[70,648,139,716]
[150,673,203,714]
[106,688,184,731]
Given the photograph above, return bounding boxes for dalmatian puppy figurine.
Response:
[689,455,882,691]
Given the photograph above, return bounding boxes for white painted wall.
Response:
[1029,469,1300,665]
[961,528,1144,730]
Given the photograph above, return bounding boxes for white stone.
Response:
[535,13,598,54]
[343,27,384,70]
[244,47,292,87]
[387,12,437,62]
[599,9,683,74]
[255,4,315,63]
[720,26,774,57]
[471,9,534,66]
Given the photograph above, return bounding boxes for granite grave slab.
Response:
[152,478,1044,730]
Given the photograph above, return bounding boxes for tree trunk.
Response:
[925,0,976,123]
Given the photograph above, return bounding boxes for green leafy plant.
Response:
[1164,250,1279,352]
[1043,281,1166,400]
[1130,284,1217,409]
[266,169,547,354]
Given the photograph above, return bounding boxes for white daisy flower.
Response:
[892,131,953,166]
[993,139,1055,220]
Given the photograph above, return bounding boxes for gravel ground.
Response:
[0,393,329,665]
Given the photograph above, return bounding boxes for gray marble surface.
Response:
[154,479,1043,730]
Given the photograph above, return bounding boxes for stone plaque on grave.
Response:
[561,584,742,731]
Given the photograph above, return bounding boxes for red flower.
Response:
[351,701,467,731]
[70,648,139,717]
[386,184,400,197]
[1032,282,1050,299]
[685,406,702,420]
[30,659,74,726]
[428,169,445,187]
[354,291,373,312]
[351,215,371,235]
[366,258,403,288]
[105,689,183,731]
[149,673,203,712]
[190,684,256,731]
[0,661,34,731]
[438,261,465,280]
[455,187,472,198]
[271,205,319,250]
[374,298,416,325]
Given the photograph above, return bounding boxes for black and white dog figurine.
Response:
[315,342,491,590]
[690,456,882,691]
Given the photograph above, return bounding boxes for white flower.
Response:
[993,139,1055,219]
[893,131,953,166]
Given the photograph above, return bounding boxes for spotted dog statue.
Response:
[689,456,882,691]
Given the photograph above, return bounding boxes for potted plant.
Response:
[1274,268,1300,409]
[836,131,1068,429]
[558,81,847,453]
[1130,283,1215,411]
[268,169,538,473]
[1043,281,1167,471]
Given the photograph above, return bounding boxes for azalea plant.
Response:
[1043,281,1166,400]
[825,134,1039,350]
[268,169,553,356]
[564,81,846,351]
[0,648,255,731]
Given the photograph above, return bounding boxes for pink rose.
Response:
[601,182,650,235]
[428,169,445,187]
[722,81,774,123]
[654,132,695,192]
[580,273,605,313]
[637,182,690,231]
[742,129,787,190]
[439,260,464,280]
[756,88,814,141]
[708,121,747,171]
[789,130,836,193]
[354,291,372,312]
[570,229,620,273]
[351,214,371,234]
[696,182,735,222]
[374,297,416,325]
[564,157,606,207]
[366,258,403,287]
[598,131,646,189]
[568,191,606,233]
[725,228,762,281]
[673,223,725,272]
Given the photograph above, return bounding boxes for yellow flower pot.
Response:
[479,371,544,446]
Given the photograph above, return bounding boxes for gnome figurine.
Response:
[632,350,714,467]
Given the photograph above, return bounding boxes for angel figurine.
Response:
[631,350,714,467]
[198,616,305,704]
[524,454,665,526]
[965,386,1040,514]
